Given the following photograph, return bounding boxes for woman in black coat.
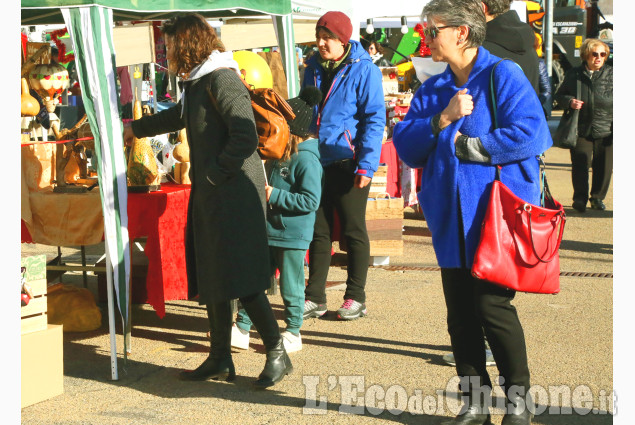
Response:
[555,38,613,212]
[123,13,292,388]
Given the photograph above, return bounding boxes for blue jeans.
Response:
[236,247,307,335]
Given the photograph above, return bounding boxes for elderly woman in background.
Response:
[123,13,291,389]
[393,0,552,424]
[555,38,613,213]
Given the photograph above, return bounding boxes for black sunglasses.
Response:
[423,25,457,40]
[591,51,607,58]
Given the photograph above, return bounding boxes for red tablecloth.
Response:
[22,183,191,318]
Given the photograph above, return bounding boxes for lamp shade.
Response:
[29,62,69,111]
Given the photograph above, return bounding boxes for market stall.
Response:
[21,0,299,383]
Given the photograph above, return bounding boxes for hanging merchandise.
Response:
[49,28,75,64]
[28,62,70,112]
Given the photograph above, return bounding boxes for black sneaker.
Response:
[572,200,586,213]
[589,198,606,210]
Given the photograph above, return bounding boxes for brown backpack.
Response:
[208,73,295,160]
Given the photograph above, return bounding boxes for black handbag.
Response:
[553,78,581,149]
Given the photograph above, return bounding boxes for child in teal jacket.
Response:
[233,87,323,353]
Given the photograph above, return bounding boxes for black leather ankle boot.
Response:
[179,354,236,381]
[501,392,533,425]
[254,337,293,389]
[240,292,293,388]
[180,301,236,382]
[443,404,492,425]
[442,390,493,425]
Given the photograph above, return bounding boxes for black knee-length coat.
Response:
[131,68,270,304]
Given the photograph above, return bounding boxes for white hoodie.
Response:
[180,50,241,117]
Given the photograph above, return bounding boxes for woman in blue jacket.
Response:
[301,11,386,321]
[233,87,323,353]
[393,1,551,424]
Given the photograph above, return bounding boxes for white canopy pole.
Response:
[273,14,300,98]
[104,235,119,380]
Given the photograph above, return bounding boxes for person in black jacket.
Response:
[555,38,613,212]
[535,35,552,118]
[367,41,393,67]
[482,0,539,94]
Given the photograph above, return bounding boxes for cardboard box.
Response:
[369,165,388,198]
[21,324,64,408]
[380,67,399,96]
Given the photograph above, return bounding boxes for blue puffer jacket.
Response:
[266,138,323,250]
[303,40,386,178]
[393,47,552,268]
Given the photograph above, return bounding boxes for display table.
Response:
[22,183,191,318]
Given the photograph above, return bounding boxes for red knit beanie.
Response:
[316,11,353,45]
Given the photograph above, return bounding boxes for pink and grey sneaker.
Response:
[304,300,327,319]
[336,299,367,320]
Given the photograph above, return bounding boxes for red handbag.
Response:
[471,166,566,294]
[470,59,566,294]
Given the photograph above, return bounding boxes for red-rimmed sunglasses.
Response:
[592,51,607,58]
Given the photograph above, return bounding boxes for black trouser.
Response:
[207,291,280,353]
[570,136,613,203]
[305,162,371,304]
[441,268,530,397]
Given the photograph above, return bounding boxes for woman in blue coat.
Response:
[393,1,551,424]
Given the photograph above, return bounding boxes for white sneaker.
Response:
[281,330,302,353]
[231,324,250,350]
[442,350,496,367]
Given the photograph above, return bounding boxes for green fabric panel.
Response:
[22,0,291,24]
[63,6,130,330]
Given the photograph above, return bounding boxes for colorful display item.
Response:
[233,50,274,89]
[28,63,69,112]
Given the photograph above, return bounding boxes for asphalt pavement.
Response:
[20,114,616,424]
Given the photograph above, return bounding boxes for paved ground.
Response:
[20,116,617,424]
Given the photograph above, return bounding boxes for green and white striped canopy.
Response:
[22,0,292,24]
[22,0,297,379]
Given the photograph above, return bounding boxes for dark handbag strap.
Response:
[489,60,566,263]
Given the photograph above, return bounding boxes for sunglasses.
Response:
[591,51,607,58]
[423,25,457,40]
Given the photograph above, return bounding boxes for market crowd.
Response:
[122,1,611,424]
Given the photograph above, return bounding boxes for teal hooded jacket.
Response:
[266,138,323,250]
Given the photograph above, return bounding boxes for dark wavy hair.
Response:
[161,13,225,78]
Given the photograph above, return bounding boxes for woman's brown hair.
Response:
[279,134,304,162]
[161,13,225,78]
